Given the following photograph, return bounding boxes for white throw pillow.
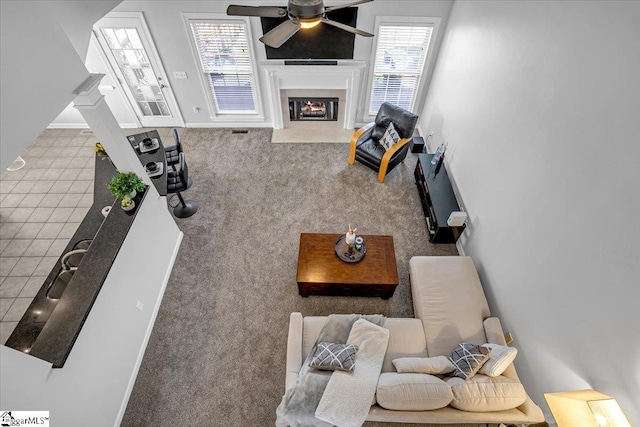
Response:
[479,343,518,377]
[446,375,527,412]
[382,350,429,373]
[392,356,455,375]
[379,122,401,150]
[376,373,453,411]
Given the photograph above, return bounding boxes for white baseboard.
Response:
[47,123,139,129]
[545,411,557,426]
[47,123,90,129]
[185,122,272,128]
[114,230,184,427]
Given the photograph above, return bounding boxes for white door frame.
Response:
[89,33,143,128]
[94,11,184,128]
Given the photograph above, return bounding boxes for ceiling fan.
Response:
[227,0,374,48]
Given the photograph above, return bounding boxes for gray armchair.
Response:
[349,102,419,183]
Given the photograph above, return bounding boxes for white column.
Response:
[72,74,150,185]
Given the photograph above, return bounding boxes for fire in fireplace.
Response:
[289,98,339,121]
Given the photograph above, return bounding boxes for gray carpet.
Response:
[121,128,467,426]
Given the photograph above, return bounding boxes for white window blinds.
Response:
[369,24,433,115]
[190,21,258,113]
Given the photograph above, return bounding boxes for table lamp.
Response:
[544,389,632,427]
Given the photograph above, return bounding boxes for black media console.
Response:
[415,153,465,243]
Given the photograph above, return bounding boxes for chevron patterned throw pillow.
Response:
[380,122,401,151]
[449,342,491,379]
[310,342,359,372]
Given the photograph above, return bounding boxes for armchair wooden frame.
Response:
[349,123,412,183]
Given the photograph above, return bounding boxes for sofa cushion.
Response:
[302,317,426,373]
[376,373,453,411]
[392,356,455,375]
[374,102,419,140]
[371,124,386,144]
[479,343,518,377]
[381,318,427,373]
[355,138,386,166]
[309,342,358,371]
[449,342,491,379]
[409,256,490,357]
[446,375,528,412]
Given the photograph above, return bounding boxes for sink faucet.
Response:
[60,249,89,271]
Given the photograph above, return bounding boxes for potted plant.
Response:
[120,195,135,211]
[94,142,107,156]
[107,172,146,210]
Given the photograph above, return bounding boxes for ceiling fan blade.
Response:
[260,20,301,48]
[324,0,373,12]
[226,5,287,18]
[321,18,374,37]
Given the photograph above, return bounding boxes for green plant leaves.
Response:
[107,172,145,198]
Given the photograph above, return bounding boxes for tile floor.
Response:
[0,127,177,345]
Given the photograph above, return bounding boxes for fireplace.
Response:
[289,98,339,122]
[262,61,366,129]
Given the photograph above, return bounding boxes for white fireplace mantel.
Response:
[261,60,366,129]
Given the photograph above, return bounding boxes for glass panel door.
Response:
[94,13,183,127]
[101,28,171,117]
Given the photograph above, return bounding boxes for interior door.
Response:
[94,13,183,127]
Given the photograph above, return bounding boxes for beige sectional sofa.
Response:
[285,256,545,424]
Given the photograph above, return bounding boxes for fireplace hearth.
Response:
[289,98,339,122]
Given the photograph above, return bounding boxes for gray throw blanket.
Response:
[275,314,385,427]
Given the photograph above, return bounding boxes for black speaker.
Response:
[411,136,425,153]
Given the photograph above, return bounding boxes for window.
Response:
[100,27,172,117]
[190,20,258,114]
[369,24,433,115]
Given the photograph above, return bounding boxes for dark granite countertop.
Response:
[126,130,167,196]
[6,154,147,368]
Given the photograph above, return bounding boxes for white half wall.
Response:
[421,0,640,423]
[0,189,182,427]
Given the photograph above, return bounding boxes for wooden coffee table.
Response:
[296,233,398,299]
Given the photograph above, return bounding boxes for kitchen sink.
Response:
[45,239,93,300]
[45,270,75,300]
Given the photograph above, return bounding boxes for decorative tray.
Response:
[335,235,366,263]
[145,162,164,178]
[139,138,160,153]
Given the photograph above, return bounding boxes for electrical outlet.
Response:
[136,301,144,311]
[193,106,201,113]
[173,71,188,79]
[429,131,434,136]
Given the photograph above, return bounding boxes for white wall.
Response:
[51,36,140,129]
[421,0,640,423]
[1,2,185,422]
[0,189,182,427]
[47,0,123,61]
[49,0,451,128]
[0,1,89,170]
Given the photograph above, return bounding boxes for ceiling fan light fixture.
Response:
[228,0,375,48]
[299,17,322,29]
